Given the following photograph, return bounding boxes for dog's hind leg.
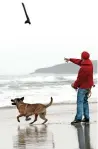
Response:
[30,114,38,124]
[39,112,48,124]
[17,114,24,122]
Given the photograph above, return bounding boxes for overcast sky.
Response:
[0,0,97,75]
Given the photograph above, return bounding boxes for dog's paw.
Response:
[25,118,31,121]
[42,120,48,124]
[29,123,33,126]
[17,119,20,122]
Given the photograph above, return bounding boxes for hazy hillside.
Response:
[33,60,97,74]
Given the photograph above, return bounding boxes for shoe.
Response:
[81,118,89,123]
[71,120,81,125]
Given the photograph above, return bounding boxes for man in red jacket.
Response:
[64,51,94,125]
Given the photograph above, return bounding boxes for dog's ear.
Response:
[21,97,24,101]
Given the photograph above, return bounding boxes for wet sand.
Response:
[0,103,97,149]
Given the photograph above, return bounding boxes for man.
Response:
[64,51,95,125]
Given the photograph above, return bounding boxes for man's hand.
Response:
[71,83,74,88]
[71,83,77,90]
[87,88,92,98]
[64,58,70,63]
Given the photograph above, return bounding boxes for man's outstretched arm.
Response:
[64,58,82,66]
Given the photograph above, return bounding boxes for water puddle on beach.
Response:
[13,124,55,149]
[12,123,96,149]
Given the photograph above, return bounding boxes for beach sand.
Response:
[0,103,97,149]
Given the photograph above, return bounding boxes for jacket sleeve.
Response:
[73,67,85,89]
[69,58,82,66]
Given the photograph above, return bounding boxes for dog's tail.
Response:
[45,97,53,108]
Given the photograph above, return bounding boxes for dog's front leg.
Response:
[17,114,24,122]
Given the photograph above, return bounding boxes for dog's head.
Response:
[11,97,24,105]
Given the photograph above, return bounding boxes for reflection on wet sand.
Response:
[73,124,93,149]
[13,124,55,149]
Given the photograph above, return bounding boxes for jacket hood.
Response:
[81,51,90,60]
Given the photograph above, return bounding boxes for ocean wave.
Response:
[0,74,97,84]
[0,84,97,108]
[0,74,97,108]
[0,75,97,91]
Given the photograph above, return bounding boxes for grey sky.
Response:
[0,0,97,75]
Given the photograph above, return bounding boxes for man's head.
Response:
[81,51,90,60]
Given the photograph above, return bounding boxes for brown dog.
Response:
[11,97,53,124]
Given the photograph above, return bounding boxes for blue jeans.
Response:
[75,88,89,120]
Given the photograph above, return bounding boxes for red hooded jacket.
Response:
[69,51,94,89]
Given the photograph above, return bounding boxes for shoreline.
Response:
[0,101,97,110]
